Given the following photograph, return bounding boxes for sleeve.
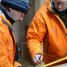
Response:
[0,30,19,67]
[26,11,47,59]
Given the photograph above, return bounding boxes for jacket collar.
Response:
[0,6,15,24]
[45,4,67,33]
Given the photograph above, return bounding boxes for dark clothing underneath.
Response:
[0,6,15,24]
[59,16,67,29]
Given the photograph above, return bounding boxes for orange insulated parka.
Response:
[27,0,67,64]
[0,11,19,67]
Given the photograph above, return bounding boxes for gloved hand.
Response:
[33,54,43,64]
[18,63,22,67]
[14,61,23,67]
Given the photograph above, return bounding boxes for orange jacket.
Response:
[26,0,67,64]
[0,11,20,67]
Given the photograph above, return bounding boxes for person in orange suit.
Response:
[0,0,30,67]
[26,0,67,66]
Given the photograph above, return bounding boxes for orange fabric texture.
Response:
[0,14,19,67]
[26,0,67,64]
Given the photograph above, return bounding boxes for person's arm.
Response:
[26,11,47,64]
[0,30,14,67]
[0,30,22,67]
